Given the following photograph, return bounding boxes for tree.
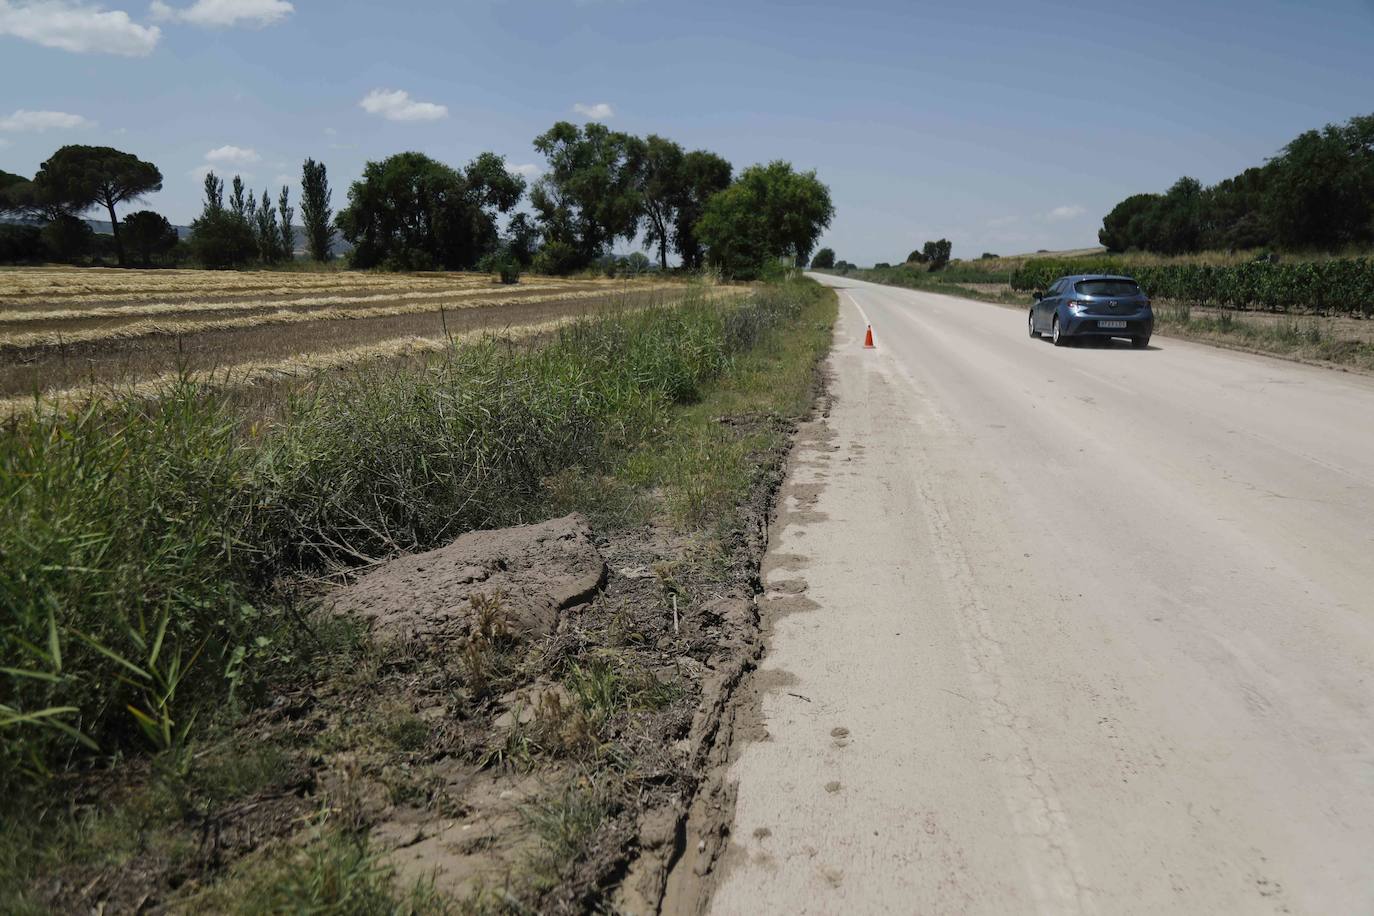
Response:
[121,210,178,267]
[1264,116,1374,250]
[639,135,685,269]
[336,151,525,270]
[0,170,31,217]
[921,239,952,271]
[189,210,256,269]
[29,146,162,266]
[229,176,249,221]
[300,158,334,262]
[1096,112,1374,254]
[278,186,295,260]
[189,169,255,269]
[505,212,540,266]
[906,249,927,264]
[202,171,224,213]
[529,121,646,271]
[811,247,835,269]
[673,150,732,270]
[41,214,95,263]
[0,224,45,263]
[696,161,834,279]
[253,188,283,263]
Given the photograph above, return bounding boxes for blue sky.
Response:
[2,0,1373,263]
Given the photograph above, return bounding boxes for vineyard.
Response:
[0,268,697,414]
[1010,257,1374,316]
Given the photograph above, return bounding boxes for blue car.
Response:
[1029,274,1153,348]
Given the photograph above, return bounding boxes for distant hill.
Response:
[3,216,353,258]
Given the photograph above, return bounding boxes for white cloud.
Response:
[0,138,11,148]
[1047,205,1086,221]
[272,172,292,188]
[149,0,291,27]
[204,144,260,164]
[191,163,252,180]
[0,108,95,131]
[359,89,447,122]
[510,163,540,178]
[572,101,614,120]
[0,1,160,55]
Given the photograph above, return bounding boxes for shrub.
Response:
[189,209,256,269]
[532,239,580,275]
[478,246,522,284]
[811,247,835,269]
[41,215,94,263]
[0,224,46,264]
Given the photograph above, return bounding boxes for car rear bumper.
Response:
[1064,315,1153,338]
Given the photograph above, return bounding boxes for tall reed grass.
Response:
[0,277,824,787]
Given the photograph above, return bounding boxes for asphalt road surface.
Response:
[708,274,1374,915]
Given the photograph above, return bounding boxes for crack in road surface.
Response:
[704,275,1374,915]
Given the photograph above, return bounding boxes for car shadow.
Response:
[1037,336,1162,351]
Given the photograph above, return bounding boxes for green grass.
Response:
[185,820,454,916]
[0,274,837,913]
[1,281,823,784]
[1154,303,1374,369]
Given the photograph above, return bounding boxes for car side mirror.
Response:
[1032,291,1043,301]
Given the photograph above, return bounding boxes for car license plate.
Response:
[1098,320,1127,329]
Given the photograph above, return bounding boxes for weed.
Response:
[519,782,613,893]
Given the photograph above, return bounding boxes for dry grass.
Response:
[0,267,746,411]
[0,284,682,351]
[0,282,612,324]
[0,318,577,417]
[0,267,508,304]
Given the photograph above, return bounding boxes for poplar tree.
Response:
[278,185,295,260]
[300,158,334,262]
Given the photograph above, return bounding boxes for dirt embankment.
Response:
[38,459,793,913]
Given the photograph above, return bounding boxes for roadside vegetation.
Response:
[1,122,833,280]
[0,274,837,912]
[824,254,1374,370]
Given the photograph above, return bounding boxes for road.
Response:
[707,275,1374,915]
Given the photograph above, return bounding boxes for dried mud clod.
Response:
[327,513,608,643]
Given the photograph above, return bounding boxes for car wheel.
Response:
[1132,335,1150,349]
[1052,315,1069,347]
[1028,310,1039,338]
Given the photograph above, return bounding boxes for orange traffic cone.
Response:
[863,325,876,349]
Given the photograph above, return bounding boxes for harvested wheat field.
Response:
[0,267,718,412]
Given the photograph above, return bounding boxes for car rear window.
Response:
[1075,279,1141,297]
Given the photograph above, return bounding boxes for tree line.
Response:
[1099,112,1374,254]
[1,124,835,279]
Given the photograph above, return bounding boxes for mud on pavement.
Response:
[653,384,836,916]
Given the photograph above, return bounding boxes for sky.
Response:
[2,0,1374,264]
